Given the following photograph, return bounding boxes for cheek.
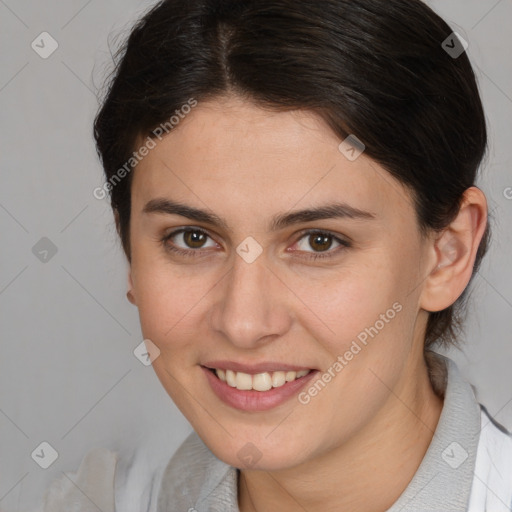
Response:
[133,263,216,348]
[132,236,418,358]
[291,254,418,380]
[288,256,400,336]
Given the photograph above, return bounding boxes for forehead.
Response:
[131,96,414,226]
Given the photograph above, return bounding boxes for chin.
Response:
[203,432,312,472]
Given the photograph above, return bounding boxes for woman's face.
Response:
[127,95,437,470]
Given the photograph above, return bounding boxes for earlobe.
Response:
[127,270,136,305]
[114,209,121,237]
[420,187,488,313]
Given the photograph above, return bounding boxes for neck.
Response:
[237,355,444,512]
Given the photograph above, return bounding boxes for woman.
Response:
[41,0,512,510]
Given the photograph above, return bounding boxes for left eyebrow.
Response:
[270,202,376,231]
[142,198,376,232]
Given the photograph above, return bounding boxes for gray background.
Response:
[0,1,511,510]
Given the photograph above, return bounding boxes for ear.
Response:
[126,269,137,306]
[419,186,488,313]
[114,209,121,237]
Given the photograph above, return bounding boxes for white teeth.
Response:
[253,373,273,391]
[214,368,311,391]
[226,369,237,387]
[235,371,253,390]
[271,371,286,388]
[285,371,296,382]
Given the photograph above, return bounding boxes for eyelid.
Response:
[288,229,351,256]
[163,226,220,248]
[293,228,351,245]
[161,226,351,259]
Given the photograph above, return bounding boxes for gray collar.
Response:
[385,353,481,511]
[157,353,481,511]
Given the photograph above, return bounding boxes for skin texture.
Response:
[125,95,488,511]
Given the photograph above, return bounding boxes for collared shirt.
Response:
[39,354,512,512]
[156,353,512,511]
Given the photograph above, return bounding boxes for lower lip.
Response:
[201,366,319,412]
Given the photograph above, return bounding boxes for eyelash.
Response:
[160,228,351,260]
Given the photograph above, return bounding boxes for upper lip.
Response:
[202,360,317,374]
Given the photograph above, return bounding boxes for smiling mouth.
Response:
[205,367,313,392]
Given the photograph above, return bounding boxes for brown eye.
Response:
[183,230,208,249]
[292,230,351,260]
[308,233,333,252]
[161,227,217,256]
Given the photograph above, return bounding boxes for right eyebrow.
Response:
[142,198,230,230]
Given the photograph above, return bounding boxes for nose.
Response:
[210,252,292,349]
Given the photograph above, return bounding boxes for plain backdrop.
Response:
[0,0,511,510]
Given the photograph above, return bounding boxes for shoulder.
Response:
[40,441,170,512]
[113,437,174,512]
[468,406,512,511]
[157,431,239,511]
[41,447,117,512]
[158,430,226,492]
